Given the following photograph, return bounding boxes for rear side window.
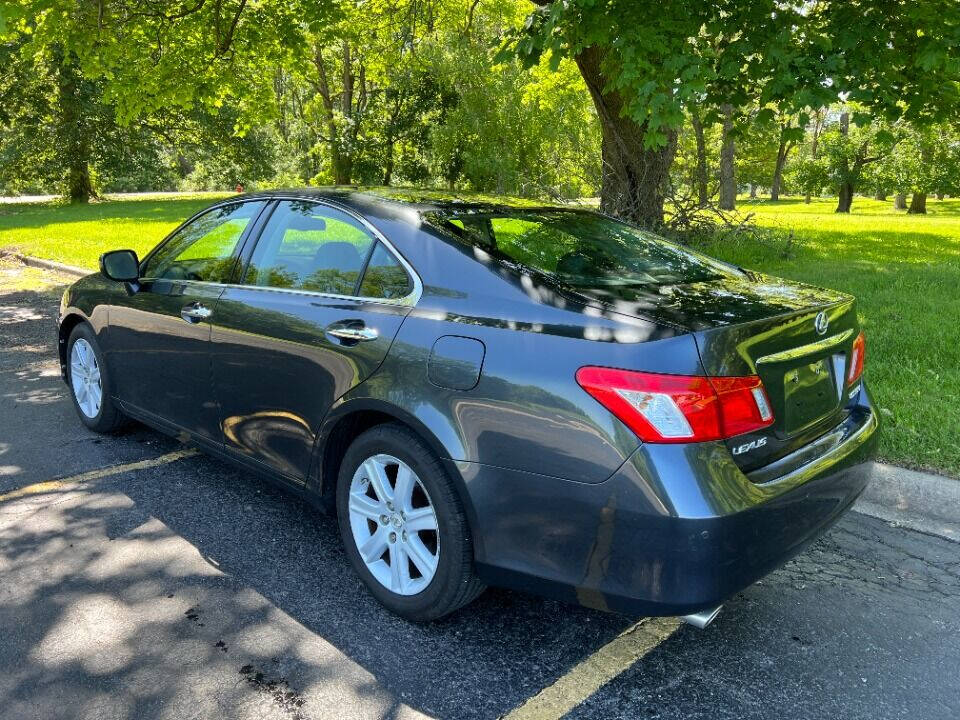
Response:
[244,200,375,295]
[143,201,264,282]
[432,210,738,288]
[359,243,412,299]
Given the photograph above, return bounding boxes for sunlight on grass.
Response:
[0,192,956,476]
[0,194,233,268]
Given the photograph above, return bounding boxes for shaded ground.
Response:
[1,259,958,720]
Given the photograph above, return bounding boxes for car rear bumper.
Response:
[454,389,879,617]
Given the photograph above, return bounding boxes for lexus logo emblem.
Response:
[814,311,829,335]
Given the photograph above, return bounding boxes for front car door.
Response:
[210,199,417,482]
[105,200,267,442]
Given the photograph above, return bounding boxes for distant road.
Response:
[0,190,231,204]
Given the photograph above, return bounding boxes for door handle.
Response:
[326,323,378,343]
[181,302,213,323]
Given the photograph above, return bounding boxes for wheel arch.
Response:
[311,399,480,544]
[57,311,91,381]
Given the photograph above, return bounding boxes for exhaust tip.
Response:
[681,605,722,629]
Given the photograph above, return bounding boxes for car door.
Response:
[105,200,267,442]
[210,199,416,482]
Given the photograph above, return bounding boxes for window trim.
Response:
[232,196,422,307]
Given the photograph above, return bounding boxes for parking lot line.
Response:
[0,448,199,504]
[503,616,683,720]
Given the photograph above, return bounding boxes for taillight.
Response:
[575,367,774,443]
[847,331,865,384]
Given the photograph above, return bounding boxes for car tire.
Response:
[66,323,128,433]
[336,423,485,621]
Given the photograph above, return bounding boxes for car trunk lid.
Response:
[560,272,861,470]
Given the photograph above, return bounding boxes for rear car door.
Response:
[210,199,416,483]
[106,200,267,441]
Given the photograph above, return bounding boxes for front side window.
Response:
[244,201,375,295]
[142,201,264,282]
[431,209,740,288]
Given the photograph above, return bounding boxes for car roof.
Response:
[233,186,578,216]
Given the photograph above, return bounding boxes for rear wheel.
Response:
[336,423,484,621]
[67,324,127,433]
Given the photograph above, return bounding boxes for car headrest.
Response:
[313,242,363,271]
[286,214,327,232]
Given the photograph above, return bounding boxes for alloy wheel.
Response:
[70,338,102,418]
[347,453,440,596]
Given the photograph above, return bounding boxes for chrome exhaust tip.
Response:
[681,605,722,629]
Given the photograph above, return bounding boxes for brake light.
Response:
[575,367,775,443]
[847,332,865,384]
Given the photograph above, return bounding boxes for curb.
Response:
[8,252,91,278]
[855,462,960,542]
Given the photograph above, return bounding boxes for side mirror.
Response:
[100,250,140,283]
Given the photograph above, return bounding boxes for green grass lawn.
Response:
[0,193,233,269]
[1,192,957,477]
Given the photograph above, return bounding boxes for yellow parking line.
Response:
[0,448,199,503]
[503,616,683,720]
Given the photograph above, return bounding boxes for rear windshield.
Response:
[430,209,738,287]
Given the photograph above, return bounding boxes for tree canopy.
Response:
[502,0,960,223]
[0,0,958,220]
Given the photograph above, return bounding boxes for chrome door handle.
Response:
[181,303,213,323]
[327,325,378,342]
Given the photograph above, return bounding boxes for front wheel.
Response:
[336,423,484,621]
[66,323,127,433]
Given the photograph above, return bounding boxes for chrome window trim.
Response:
[139,194,423,307]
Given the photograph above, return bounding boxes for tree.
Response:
[770,116,804,201]
[3,0,335,200]
[870,122,960,213]
[718,105,736,210]
[818,112,900,213]
[688,109,709,205]
[0,40,183,198]
[903,124,960,212]
[505,0,960,226]
[804,109,827,204]
[734,107,798,201]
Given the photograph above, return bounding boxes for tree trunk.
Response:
[770,128,793,202]
[689,108,709,206]
[894,193,907,210]
[937,191,945,200]
[874,190,887,201]
[718,104,736,210]
[749,184,757,198]
[836,182,854,213]
[805,110,825,204]
[383,139,395,186]
[834,112,853,213]
[575,46,676,228]
[331,147,352,185]
[908,192,927,214]
[56,51,96,203]
[770,155,784,201]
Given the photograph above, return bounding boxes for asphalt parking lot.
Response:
[1,258,958,720]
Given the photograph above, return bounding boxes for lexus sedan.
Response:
[57,188,878,623]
